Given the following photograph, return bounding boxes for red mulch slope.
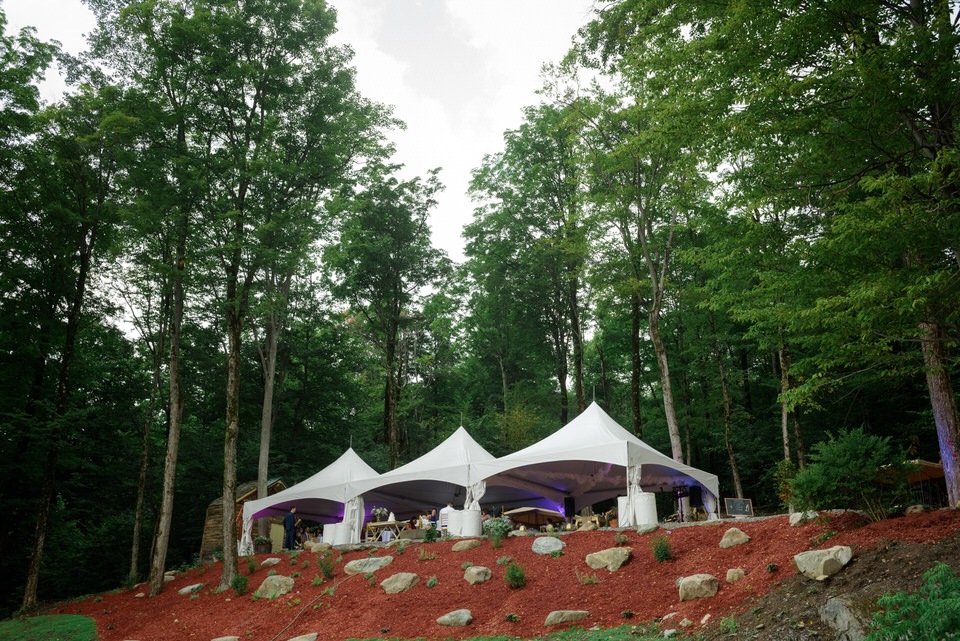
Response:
[59,510,959,641]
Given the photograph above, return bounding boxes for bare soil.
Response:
[44,508,960,641]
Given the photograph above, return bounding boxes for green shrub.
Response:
[650,534,672,562]
[231,574,248,596]
[790,428,915,522]
[504,561,526,589]
[864,562,960,640]
[483,516,513,547]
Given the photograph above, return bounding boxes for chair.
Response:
[438,511,450,532]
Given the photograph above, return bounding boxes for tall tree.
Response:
[324,165,450,468]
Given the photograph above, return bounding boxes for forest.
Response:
[1,0,957,619]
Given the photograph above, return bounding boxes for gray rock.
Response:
[380,572,420,594]
[451,539,482,552]
[678,574,719,601]
[585,547,632,571]
[532,536,566,556]
[636,523,659,535]
[344,555,393,575]
[719,527,751,548]
[256,575,295,599]
[463,566,492,585]
[437,609,473,626]
[177,583,204,595]
[726,568,745,583]
[819,596,869,641]
[544,610,590,626]
[789,511,818,526]
[794,546,853,580]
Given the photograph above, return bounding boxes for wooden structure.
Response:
[199,478,286,561]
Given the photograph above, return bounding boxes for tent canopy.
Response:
[474,402,720,514]
[242,447,379,524]
[346,426,553,519]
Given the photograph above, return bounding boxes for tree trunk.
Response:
[710,312,743,498]
[148,227,186,598]
[919,316,960,508]
[778,344,792,463]
[219,311,242,592]
[630,292,643,439]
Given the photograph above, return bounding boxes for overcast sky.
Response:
[3,0,596,262]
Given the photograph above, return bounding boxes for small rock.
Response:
[719,527,751,548]
[451,539,482,552]
[437,609,473,626]
[532,536,566,555]
[544,610,590,626]
[726,568,745,583]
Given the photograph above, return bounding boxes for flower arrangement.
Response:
[371,506,389,522]
[253,536,271,545]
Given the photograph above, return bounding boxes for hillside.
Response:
[45,509,960,641]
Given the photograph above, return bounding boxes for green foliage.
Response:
[774,459,798,509]
[426,575,438,588]
[231,574,248,596]
[504,561,526,589]
[576,568,603,585]
[790,429,915,522]
[865,563,960,641]
[423,523,440,544]
[650,535,672,562]
[483,516,513,547]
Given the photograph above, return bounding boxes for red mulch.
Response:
[63,510,959,641]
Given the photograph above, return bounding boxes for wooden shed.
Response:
[199,478,286,561]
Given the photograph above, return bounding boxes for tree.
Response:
[324,165,450,468]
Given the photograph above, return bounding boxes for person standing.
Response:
[283,507,300,550]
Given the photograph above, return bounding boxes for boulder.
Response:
[789,511,818,527]
[719,527,751,548]
[344,556,393,575]
[177,583,204,595]
[636,523,658,536]
[544,610,590,626]
[585,547,632,572]
[463,566,492,585]
[381,572,420,594]
[794,546,853,580]
[726,568,745,583]
[532,536,566,556]
[437,609,473,626]
[451,539,482,552]
[678,574,719,601]
[819,596,869,641]
[256,575,294,599]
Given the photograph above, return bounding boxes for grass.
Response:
[0,615,98,641]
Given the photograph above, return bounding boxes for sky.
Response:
[3,0,597,262]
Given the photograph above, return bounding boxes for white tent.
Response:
[474,402,721,524]
[346,426,553,520]
[240,447,379,550]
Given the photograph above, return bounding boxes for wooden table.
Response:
[365,520,403,542]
